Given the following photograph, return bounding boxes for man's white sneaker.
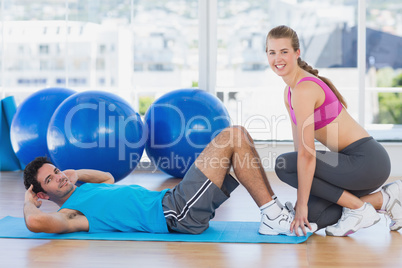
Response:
[325,202,380,236]
[382,180,402,231]
[259,206,317,236]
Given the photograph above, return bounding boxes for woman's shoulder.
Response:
[296,76,328,92]
[292,77,326,108]
[294,76,324,95]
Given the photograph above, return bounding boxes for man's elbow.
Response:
[25,215,66,234]
[106,172,115,184]
[25,215,45,233]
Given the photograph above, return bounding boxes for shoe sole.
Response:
[259,230,315,236]
[325,217,381,237]
[390,222,402,231]
[391,226,402,231]
[259,223,318,236]
[259,229,279,235]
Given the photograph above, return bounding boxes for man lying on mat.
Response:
[23,126,317,237]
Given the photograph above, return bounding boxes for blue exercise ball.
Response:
[47,91,145,182]
[144,89,231,178]
[10,88,76,166]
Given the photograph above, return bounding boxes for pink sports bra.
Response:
[288,77,343,130]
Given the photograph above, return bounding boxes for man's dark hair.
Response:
[23,156,53,193]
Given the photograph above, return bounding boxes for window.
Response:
[98,77,105,85]
[365,0,402,140]
[96,58,106,70]
[40,60,49,70]
[216,0,360,140]
[39,45,49,54]
[132,1,199,93]
[99,44,107,54]
[0,0,400,141]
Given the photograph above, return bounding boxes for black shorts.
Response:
[162,163,239,234]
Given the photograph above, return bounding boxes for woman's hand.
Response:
[290,204,312,236]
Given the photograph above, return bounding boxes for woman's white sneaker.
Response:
[325,203,380,236]
[382,180,402,231]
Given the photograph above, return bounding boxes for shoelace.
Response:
[280,202,295,224]
[339,207,351,222]
[277,206,293,223]
[285,202,295,215]
[378,204,400,228]
[385,208,402,221]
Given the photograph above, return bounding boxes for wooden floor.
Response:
[1,170,401,268]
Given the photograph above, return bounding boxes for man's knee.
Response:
[224,125,247,136]
[218,125,248,143]
[231,125,247,133]
[231,125,251,143]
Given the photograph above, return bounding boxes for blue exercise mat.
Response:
[0,216,312,244]
[0,96,23,171]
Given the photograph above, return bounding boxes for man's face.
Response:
[36,163,75,200]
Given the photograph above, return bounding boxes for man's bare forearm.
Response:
[23,201,46,232]
[76,169,114,184]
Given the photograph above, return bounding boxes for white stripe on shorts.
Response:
[164,179,213,222]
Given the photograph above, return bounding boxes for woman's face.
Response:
[266,37,300,77]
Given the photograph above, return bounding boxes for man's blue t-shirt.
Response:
[59,183,169,233]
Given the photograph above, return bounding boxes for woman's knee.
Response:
[275,153,298,184]
[275,153,293,172]
[274,156,285,180]
[309,203,342,229]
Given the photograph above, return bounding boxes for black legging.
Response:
[275,137,391,230]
